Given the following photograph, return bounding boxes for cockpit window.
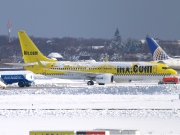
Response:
[162,67,170,69]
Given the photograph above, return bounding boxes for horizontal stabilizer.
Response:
[3,63,35,67]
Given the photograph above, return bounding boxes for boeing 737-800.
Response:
[146,38,180,70]
[6,30,177,85]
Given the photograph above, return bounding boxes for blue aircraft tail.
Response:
[146,38,170,61]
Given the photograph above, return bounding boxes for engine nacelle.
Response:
[95,74,114,84]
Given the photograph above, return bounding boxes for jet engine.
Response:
[95,74,114,85]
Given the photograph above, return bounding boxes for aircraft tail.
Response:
[146,38,170,61]
[18,30,56,63]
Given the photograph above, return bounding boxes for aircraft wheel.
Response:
[87,81,94,85]
[98,83,105,85]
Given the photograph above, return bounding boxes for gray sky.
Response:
[1,0,180,40]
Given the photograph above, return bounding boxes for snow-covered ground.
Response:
[1,78,180,135]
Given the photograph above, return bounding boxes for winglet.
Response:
[104,56,109,62]
[36,58,44,68]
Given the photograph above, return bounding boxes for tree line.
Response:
[0,28,179,67]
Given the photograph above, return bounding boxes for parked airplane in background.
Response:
[146,38,180,70]
[5,30,177,85]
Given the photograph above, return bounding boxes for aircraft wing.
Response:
[50,69,112,78]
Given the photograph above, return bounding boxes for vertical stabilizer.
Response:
[18,30,56,63]
[146,38,170,61]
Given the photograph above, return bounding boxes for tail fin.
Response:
[18,30,56,63]
[104,56,109,62]
[146,38,170,61]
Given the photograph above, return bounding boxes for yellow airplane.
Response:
[7,30,177,85]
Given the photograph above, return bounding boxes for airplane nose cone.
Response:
[171,69,178,75]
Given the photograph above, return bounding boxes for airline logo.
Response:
[153,47,169,61]
[117,64,154,74]
[24,51,38,55]
[3,75,23,79]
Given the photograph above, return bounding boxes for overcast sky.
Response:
[1,0,180,40]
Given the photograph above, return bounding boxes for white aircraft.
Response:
[146,38,180,70]
[5,30,177,85]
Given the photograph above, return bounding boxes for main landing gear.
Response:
[87,80,94,85]
[87,81,105,85]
